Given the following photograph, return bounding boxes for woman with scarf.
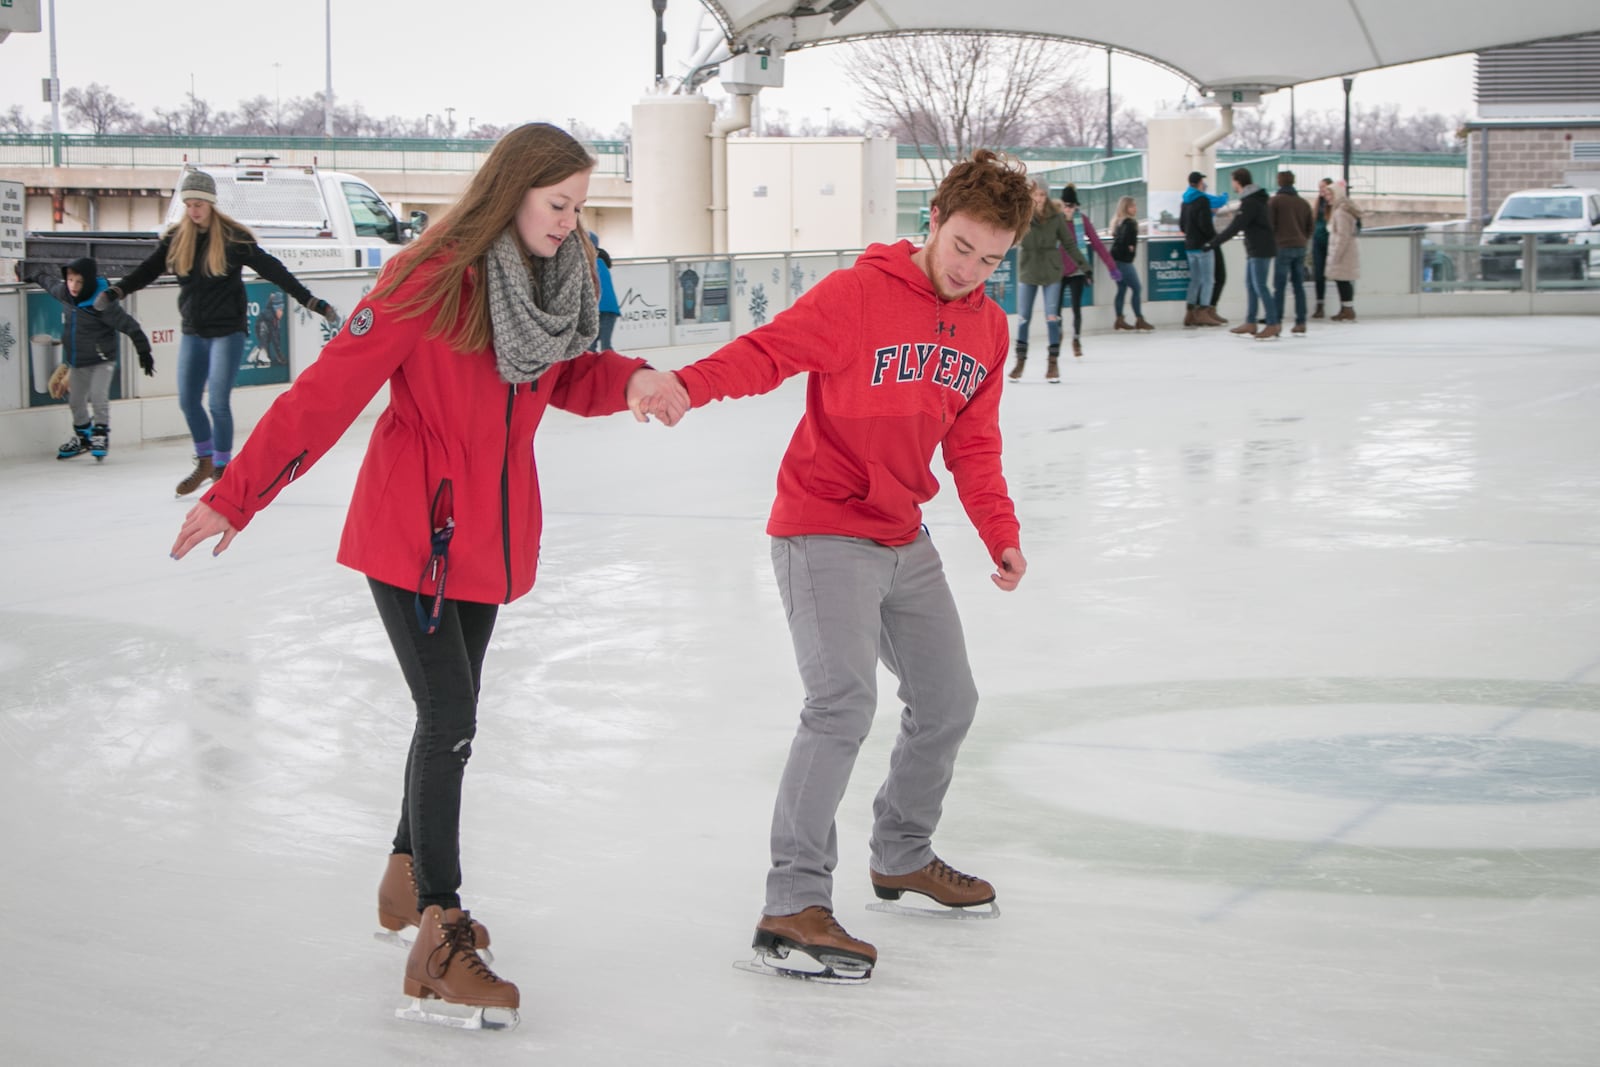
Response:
[168,123,689,1027]
[1057,184,1121,359]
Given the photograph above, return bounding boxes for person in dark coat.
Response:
[1207,167,1281,338]
[25,255,154,460]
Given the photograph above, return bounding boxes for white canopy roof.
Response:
[694,1,1600,92]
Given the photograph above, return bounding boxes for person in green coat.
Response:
[1009,179,1073,383]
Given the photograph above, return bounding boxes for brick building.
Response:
[1461,33,1600,223]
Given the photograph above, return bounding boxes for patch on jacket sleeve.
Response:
[349,307,375,336]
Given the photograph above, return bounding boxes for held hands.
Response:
[626,368,691,427]
[92,286,122,312]
[991,546,1027,592]
[171,501,239,560]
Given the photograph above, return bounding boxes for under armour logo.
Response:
[936,322,956,338]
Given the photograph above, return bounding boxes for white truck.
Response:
[23,158,426,277]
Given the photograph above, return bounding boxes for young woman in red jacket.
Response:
[168,123,688,1027]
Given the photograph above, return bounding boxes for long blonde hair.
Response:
[1113,195,1138,227]
[166,207,256,277]
[372,122,597,353]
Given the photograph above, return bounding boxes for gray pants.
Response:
[68,363,115,427]
[765,533,979,915]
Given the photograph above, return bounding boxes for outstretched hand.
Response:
[626,368,690,426]
[991,546,1027,592]
[171,501,239,559]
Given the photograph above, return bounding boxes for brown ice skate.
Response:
[869,856,998,918]
[376,853,491,951]
[398,906,519,1029]
[742,906,875,982]
[175,455,215,497]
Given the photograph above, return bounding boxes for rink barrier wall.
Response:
[0,237,1595,460]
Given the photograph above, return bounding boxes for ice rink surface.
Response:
[2,315,1597,1065]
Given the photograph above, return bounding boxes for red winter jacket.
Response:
[674,240,1020,563]
[201,257,646,605]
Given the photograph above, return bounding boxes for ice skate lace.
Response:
[426,913,503,985]
[929,858,978,887]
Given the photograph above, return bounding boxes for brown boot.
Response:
[871,857,996,908]
[1254,324,1282,341]
[1071,337,1083,359]
[1134,317,1155,331]
[1333,306,1356,322]
[1311,302,1326,320]
[404,906,518,1010]
[378,853,491,949]
[1229,322,1259,336]
[1209,308,1229,324]
[1197,307,1225,327]
[1183,306,1197,327]
[175,455,216,497]
[1045,355,1061,382]
[1291,322,1307,335]
[1007,351,1026,380]
[754,906,876,969]
[1113,315,1132,330]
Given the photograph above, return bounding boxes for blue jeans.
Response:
[1244,256,1277,325]
[1273,247,1309,325]
[1113,267,1143,318]
[1185,249,1214,306]
[177,331,246,454]
[1015,280,1062,348]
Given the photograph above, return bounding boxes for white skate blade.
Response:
[733,951,872,985]
[374,927,493,965]
[395,997,519,1031]
[866,898,1000,921]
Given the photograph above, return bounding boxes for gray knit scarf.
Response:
[485,228,597,384]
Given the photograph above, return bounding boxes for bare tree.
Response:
[843,34,1084,182]
[62,83,141,134]
[1,105,34,133]
[148,92,231,136]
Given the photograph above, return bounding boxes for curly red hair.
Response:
[929,149,1033,244]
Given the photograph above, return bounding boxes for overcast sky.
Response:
[1,0,1476,137]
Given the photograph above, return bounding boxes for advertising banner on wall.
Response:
[25,291,126,408]
[1146,239,1192,302]
[984,248,1018,314]
[673,259,732,345]
[732,258,787,336]
[236,282,293,387]
[610,263,672,351]
[0,295,22,412]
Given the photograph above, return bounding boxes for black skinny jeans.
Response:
[370,577,499,912]
[1312,234,1329,302]
[1059,274,1088,337]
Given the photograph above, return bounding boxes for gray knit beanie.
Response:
[179,170,217,204]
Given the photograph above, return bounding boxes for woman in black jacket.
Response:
[1108,196,1152,331]
[99,169,340,496]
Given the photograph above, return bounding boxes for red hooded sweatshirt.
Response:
[200,256,646,605]
[674,240,1020,562]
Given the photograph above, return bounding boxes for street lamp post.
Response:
[324,0,334,137]
[1341,76,1354,188]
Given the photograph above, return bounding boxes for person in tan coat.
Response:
[1326,182,1363,322]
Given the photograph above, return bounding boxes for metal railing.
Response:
[0,133,629,175]
[1416,228,1600,292]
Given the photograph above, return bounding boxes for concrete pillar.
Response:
[630,94,715,258]
[1146,111,1229,228]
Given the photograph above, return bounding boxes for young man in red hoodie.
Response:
[656,149,1032,981]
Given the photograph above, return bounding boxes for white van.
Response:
[1481,186,1600,281]
[162,159,425,274]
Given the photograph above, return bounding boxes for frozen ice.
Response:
[2,315,1597,1064]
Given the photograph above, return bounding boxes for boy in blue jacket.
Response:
[26,256,155,460]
